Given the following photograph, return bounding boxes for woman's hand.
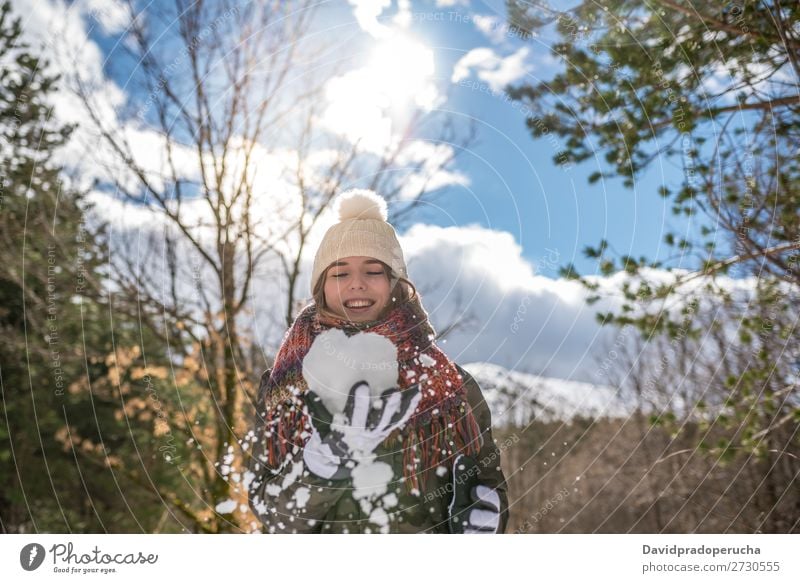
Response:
[448,454,502,534]
[302,380,421,480]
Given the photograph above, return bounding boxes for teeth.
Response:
[345,300,374,308]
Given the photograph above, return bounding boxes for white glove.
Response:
[302,380,421,480]
[448,454,502,534]
[462,485,501,533]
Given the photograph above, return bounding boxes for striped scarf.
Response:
[261,296,482,492]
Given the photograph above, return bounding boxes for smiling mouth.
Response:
[344,300,375,311]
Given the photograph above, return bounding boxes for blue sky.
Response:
[315,0,694,277]
[77,0,695,278]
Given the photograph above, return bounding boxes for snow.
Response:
[368,507,389,530]
[462,362,634,427]
[293,487,311,509]
[351,457,398,533]
[242,471,256,490]
[299,329,417,532]
[353,455,397,533]
[302,329,400,415]
[418,353,436,367]
[351,459,393,498]
[215,499,237,514]
[280,459,304,490]
[218,451,236,476]
[265,483,282,497]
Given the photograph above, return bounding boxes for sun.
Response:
[368,35,437,112]
[321,34,438,151]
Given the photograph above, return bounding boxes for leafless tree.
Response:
[71,1,477,531]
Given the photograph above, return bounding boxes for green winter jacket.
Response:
[247,364,509,534]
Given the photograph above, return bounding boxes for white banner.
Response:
[1,534,797,582]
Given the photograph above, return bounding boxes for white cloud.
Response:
[379,222,757,385]
[393,141,470,199]
[78,0,129,35]
[393,0,412,28]
[348,0,391,38]
[397,224,609,384]
[9,0,131,191]
[348,0,412,38]
[471,14,508,45]
[451,46,531,92]
[434,0,469,6]
[11,0,127,89]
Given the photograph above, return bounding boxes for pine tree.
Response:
[0,1,198,533]
[505,0,799,531]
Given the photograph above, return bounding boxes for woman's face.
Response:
[323,256,392,323]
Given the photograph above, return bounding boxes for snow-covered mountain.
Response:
[462,362,635,427]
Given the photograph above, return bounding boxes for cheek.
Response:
[377,282,391,301]
[323,281,339,303]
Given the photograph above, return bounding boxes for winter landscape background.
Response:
[1,0,798,533]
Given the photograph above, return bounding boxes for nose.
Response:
[349,273,367,290]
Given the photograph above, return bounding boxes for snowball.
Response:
[352,460,393,500]
[369,507,390,530]
[302,329,399,415]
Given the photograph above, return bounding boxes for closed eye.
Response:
[332,271,384,278]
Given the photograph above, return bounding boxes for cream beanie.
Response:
[310,189,408,296]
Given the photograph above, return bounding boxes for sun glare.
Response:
[321,34,438,151]
[368,35,437,111]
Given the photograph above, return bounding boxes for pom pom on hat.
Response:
[335,189,388,222]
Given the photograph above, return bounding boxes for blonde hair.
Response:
[312,258,417,323]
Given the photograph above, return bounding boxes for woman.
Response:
[247,189,508,533]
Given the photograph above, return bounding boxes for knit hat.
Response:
[310,189,408,295]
